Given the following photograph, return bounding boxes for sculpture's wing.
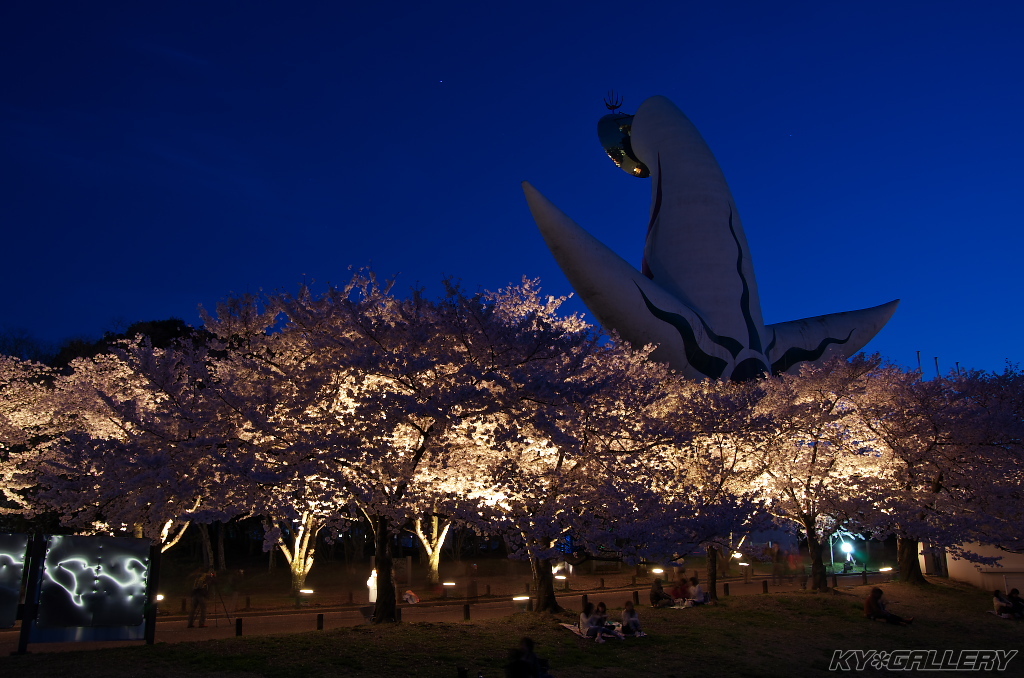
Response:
[765,300,900,374]
[523,181,735,379]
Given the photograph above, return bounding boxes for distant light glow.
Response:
[443,582,456,586]
[554,575,566,580]
[156,594,165,601]
[732,552,743,559]
[840,542,853,554]
[299,589,314,594]
[512,596,529,601]
[879,567,893,572]
[738,562,749,566]
[651,568,664,574]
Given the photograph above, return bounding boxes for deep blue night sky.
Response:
[2,1,1022,373]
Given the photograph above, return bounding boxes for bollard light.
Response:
[512,595,530,611]
[443,582,456,598]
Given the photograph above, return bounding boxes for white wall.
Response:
[942,542,1024,592]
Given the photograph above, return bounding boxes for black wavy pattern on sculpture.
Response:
[636,284,728,379]
[727,209,762,354]
[770,331,854,375]
[693,311,744,358]
[641,155,663,280]
[765,329,778,359]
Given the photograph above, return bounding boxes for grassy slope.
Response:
[2,580,1021,677]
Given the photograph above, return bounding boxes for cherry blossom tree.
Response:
[21,339,235,552]
[753,355,891,591]
[850,363,1024,582]
[470,334,699,613]
[649,376,773,600]
[0,354,57,520]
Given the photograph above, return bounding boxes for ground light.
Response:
[442,582,456,598]
[296,589,314,607]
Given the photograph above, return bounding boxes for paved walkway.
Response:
[0,571,893,656]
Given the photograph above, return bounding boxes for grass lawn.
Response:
[2,579,1021,677]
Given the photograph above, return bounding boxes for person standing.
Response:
[187,569,215,628]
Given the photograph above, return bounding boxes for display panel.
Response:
[37,535,150,628]
[0,533,29,628]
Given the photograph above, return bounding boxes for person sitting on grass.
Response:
[1007,589,1024,618]
[579,602,612,643]
[649,578,673,608]
[621,600,646,637]
[688,577,707,606]
[506,637,552,678]
[594,602,625,638]
[670,577,688,602]
[864,587,913,625]
[993,590,1015,617]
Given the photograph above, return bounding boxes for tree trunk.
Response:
[530,556,561,613]
[199,523,214,569]
[371,515,399,623]
[705,544,719,601]
[802,517,828,591]
[262,515,320,592]
[897,536,928,584]
[216,521,227,571]
[290,560,309,592]
[413,515,451,585]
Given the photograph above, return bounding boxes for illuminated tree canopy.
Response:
[1,271,1021,618]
